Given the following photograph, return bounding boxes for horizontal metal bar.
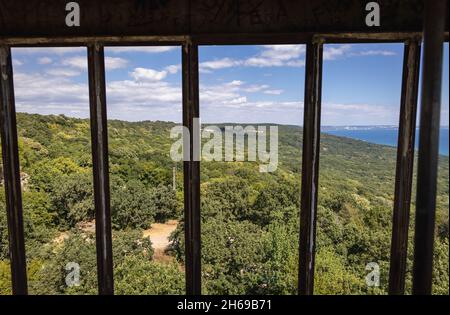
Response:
[192,32,430,45]
[3,32,450,47]
[315,32,427,43]
[412,0,446,295]
[298,39,323,295]
[0,36,188,47]
[87,43,114,295]
[388,39,421,295]
[0,45,28,295]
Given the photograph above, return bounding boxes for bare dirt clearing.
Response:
[52,219,180,264]
[143,220,178,264]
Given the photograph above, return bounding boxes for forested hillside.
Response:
[0,113,448,295]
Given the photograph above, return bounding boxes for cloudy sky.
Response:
[11,43,449,126]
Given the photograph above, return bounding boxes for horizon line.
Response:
[15,112,450,128]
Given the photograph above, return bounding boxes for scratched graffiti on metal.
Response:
[0,0,441,38]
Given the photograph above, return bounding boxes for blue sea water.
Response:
[323,127,449,156]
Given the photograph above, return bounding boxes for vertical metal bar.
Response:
[182,42,201,295]
[412,0,446,295]
[298,39,323,295]
[388,39,421,295]
[0,46,28,295]
[87,43,114,295]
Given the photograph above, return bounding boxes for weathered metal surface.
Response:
[1,0,447,39]
[182,42,201,295]
[0,0,188,37]
[0,46,28,295]
[298,39,323,295]
[1,33,435,46]
[412,0,447,295]
[88,44,115,295]
[388,39,421,295]
[0,0,447,298]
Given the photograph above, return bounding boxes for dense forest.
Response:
[0,112,448,295]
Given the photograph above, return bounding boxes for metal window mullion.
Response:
[0,46,28,295]
[412,0,446,295]
[388,39,421,295]
[298,39,323,295]
[182,42,201,295]
[87,43,114,295]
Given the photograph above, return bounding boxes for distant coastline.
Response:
[323,126,449,156]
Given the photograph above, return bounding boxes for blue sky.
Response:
[11,43,449,126]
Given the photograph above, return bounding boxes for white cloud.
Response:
[244,57,281,67]
[323,45,352,60]
[264,89,284,95]
[61,56,88,69]
[13,59,24,66]
[200,58,242,72]
[323,45,396,60]
[13,42,400,125]
[104,79,182,121]
[45,68,81,77]
[165,64,181,74]
[351,50,397,57]
[243,45,306,67]
[229,97,248,104]
[216,81,282,95]
[107,80,181,103]
[242,84,270,93]
[321,102,398,125]
[259,45,305,61]
[200,45,306,71]
[38,57,53,65]
[13,69,182,121]
[286,60,306,67]
[199,81,287,112]
[62,56,128,70]
[200,99,303,124]
[107,47,177,54]
[228,80,245,86]
[13,62,401,125]
[198,76,399,125]
[13,47,85,55]
[198,44,396,73]
[199,80,285,109]
[105,57,129,70]
[130,67,168,82]
[14,72,89,117]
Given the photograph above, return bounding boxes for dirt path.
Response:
[143,220,179,264]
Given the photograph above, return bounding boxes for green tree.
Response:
[115,256,184,295]
[151,185,179,222]
[111,179,155,229]
[29,230,154,295]
[50,173,94,229]
[252,182,299,226]
[201,178,252,221]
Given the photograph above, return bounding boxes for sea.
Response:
[322,126,449,156]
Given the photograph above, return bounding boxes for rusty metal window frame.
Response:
[1,6,448,296]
